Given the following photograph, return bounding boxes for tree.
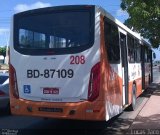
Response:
[121,0,160,48]
[0,46,7,57]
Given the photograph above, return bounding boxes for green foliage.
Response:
[121,0,160,48]
[0,46,7,57]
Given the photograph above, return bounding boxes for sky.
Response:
[0,0,159,60]
[0,0,129,46]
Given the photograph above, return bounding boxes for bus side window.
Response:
[134,39,141,63]
[127,35,135,63]
[104,18,120,64]
[146,47,151,63]
[144,47,148,62]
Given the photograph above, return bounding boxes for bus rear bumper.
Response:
[10,98,105,121]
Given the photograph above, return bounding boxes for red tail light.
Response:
[88,62,100,101]
[0,90,5,96]
[9,64,19,99]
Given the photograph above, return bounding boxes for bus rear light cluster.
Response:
[88,62,100,102]
[10,64,19,99]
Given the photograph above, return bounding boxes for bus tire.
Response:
[130,83,137,111]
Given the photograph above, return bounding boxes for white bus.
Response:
[9,5,152,121]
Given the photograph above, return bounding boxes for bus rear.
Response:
[10,5,105,120]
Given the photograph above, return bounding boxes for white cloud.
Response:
[14,1,52,13]
[116,9,128,17]
[0,28,9,35]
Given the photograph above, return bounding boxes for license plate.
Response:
[43,88,59,94]
[38,107,63,113]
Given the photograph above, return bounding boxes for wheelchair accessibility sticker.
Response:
[23,85,31,94]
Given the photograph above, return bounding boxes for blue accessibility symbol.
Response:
[23,85,31,94]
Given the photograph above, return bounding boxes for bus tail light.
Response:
[88,62,100,102]
[10,64,19,99]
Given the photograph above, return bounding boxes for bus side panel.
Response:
[144,63,151,88]
[142,46,151,89]
[128,78,142,104]
[84,11,107,121]
[136,64,143,97]
[100,15,123,121]
[128,63,143,104]
[136,78,143,97]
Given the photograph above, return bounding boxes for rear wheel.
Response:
[130,84,137,111]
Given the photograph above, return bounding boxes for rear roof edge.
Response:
[14,5,95,16]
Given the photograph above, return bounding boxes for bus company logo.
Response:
[43,88,59,94]
[23,85,31,94]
